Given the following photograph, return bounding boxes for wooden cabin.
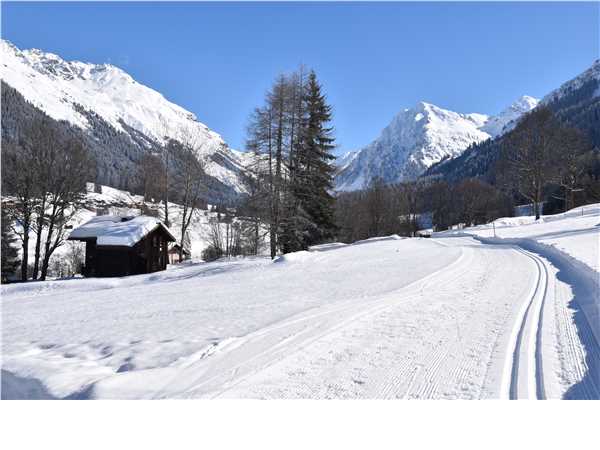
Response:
[168,244,191,265]
[68,215,176,277]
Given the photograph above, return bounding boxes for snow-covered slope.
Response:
[0,39,248,194]
[541,59,600,105]
[2,205,598,399]
[335,97,537,191]
[480,95,539,137]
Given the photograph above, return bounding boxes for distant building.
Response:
[514,202,546,217]
[68,215,175,277]
[416,228,433,238]
[168,244,191,265]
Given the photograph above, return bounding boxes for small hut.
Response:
[168,244,191,265]
[68,215,175,277]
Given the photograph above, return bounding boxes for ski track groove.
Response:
[504,247,548,400]
[172,246,473,399]
[206,239,540,400]
[212,239,516,399]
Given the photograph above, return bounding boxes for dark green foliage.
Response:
[201,244,223,262]
[283,71,338,251]
[1,206,20,282]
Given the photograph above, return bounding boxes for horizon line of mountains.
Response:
[2,38,598,202]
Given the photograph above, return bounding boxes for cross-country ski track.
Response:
[2,218,599,399]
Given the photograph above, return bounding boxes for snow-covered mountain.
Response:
[541,59,600,105]
[427,60,600,183]
[335,96,538,191]
[480,95,539,137]
[0,40,248,198]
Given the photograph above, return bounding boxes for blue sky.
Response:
[2,2,598,153]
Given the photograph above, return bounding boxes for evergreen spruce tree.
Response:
[293,71,337,247]
[1,207,20,282]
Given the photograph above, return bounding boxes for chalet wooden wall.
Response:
[81,227,171,277]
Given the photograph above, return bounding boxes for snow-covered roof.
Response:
[68,215,175,247]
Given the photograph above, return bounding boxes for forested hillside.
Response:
[427,61,600,183]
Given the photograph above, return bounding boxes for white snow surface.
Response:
[0,40,248,193]
[68,215,174,247]
[335,97,538,191]
[437,204,600,379]
[480,95,539,137]
[439,203,600,272]
[2,205,599,399]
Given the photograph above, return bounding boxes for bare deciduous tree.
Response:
[2,139,38,281]
[171,139,206,261]
[500,107,562,219]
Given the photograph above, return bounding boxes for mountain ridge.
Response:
[426,59,600,183]
[335,95,538,191]
[0,39,249,200]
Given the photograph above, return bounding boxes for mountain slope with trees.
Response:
[427,60,600,184]
[1,39,249,203]
[335,96,538,191]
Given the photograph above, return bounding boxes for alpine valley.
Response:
[2,39,598,198]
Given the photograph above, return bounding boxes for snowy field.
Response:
[2,205,599,399]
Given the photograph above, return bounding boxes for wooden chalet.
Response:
[68,215,176,277]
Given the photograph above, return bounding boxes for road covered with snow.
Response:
[2,206,599,399]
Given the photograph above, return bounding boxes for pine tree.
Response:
[1,206,20,283]
[293,71,337,247]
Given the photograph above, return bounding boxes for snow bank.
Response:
[438,203,600,272]
[308,242,349,252]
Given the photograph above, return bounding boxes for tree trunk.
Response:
[32,197,46,280]
[39,221,56,281]
[164,151,170,227]
[269,225,276,259]
[21,215,30,281]
[254,219,259,256]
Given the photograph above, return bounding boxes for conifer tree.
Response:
[293,71,337,247]
[245,68,337,256]
[1,206,20,282]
